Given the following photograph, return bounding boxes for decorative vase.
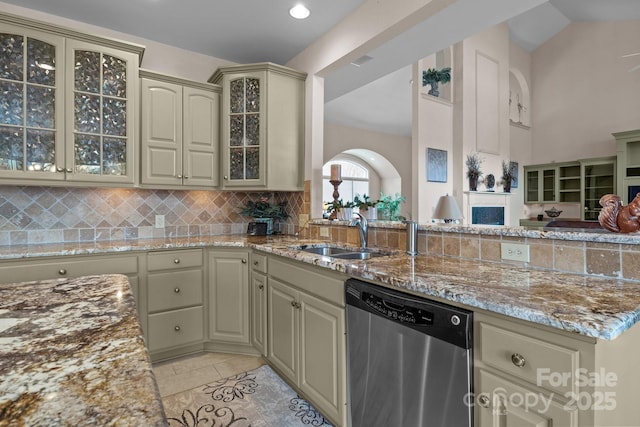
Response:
[428,82,439,97]
[339,208,353,221]
[485,174,495,192]
[503,179,512,193]
[361,207,377,220]
[254,217,273,235]
[469,176,479,191]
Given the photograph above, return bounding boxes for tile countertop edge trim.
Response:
[1,236,638,341]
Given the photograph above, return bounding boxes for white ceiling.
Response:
[3,0,639,137]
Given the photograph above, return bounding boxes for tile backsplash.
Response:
[0,186,304,245]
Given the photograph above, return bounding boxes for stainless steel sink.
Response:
[297,245,390,260]
[299,246,354,256]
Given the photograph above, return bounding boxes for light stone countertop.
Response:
[1,235,640,340]
[0,274,167,426]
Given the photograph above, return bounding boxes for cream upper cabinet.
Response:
[0,15,143,186]
[207,249,250,345]
[209,62,305,191]
[140,70,220,188]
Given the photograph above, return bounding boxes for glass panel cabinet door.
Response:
[66,40,136,183]
[0,30,64,179]
[225,74,264,186]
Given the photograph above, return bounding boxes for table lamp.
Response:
[433,194,463,223]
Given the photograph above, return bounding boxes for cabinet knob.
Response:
[224,175,228,180]
[242,259,247,264]
[177,174,183,179]
[56,167,64,173]
[174,287,181,293]
[477,394,491,408]
[258,284,264,290]
[65,168,72,173]
[174,259,180,264]
[291,300,297,307]
[183,175,189,179]
[174,325,181,332]
[58,269,67,275]
[511,353,526,368]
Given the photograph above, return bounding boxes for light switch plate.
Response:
[501,242,530,262]
[299,213,309,227]
[319,227,329,237]
[155,215,165,228]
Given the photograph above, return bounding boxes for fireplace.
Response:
[464,192,511,226]
[471,206,505,225]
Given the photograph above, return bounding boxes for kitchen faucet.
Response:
[351,212,368,248]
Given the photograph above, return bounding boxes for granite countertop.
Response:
[0,274,167,426]
[1,235,640,340]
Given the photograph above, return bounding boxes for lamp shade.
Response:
[433,195,463,223]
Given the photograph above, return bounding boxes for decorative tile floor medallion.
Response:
[162,364,333,427]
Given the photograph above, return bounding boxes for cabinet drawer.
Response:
[252,252,267,273]
[147,306,203,352]
[147,249,203,271]
[148,270,203,312]
[0,254,138,283]
[479,322,579,395]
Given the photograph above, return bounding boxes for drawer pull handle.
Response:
[174,259,180,264]
[511,353,526,368]
[253,261,259,266]
[242,259,247,264]
[58,269,67,275]
[174,325,181,332]
[258,284,264,290]
[174,287,181,293]
[477,394,491,408]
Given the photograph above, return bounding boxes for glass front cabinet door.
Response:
[0,26,64,180]
[65,39,138,184]
[211,63,306,191]
[0,18,141,185]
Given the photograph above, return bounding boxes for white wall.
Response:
[0,1,235,81]
[531,21,640,164]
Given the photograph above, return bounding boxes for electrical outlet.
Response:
[501,243,530,262]
[299,213,309,227]
[319,227,329,237]
[155,215,165,228]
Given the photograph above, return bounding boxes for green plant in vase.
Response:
[377,192,406,221]
[466,153,483,191]
[239,197,289,234]
[501,160,515,193]
[353,193,379,219]
[422,66,451,97]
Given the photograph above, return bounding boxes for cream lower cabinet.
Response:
[474,311,640,427]
[267,255,347,427]
[146,249,204,361]
[207,249,251,349]
[251,251,268,356]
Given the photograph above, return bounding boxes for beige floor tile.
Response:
[156,364,224,397]
[214,354,264,378]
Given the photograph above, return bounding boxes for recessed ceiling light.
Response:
[289,4,310,19]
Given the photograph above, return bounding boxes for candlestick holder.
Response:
[329,179,342,220]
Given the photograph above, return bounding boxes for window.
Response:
[322,159,369,209]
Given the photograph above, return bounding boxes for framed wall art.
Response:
[427,148,447,182]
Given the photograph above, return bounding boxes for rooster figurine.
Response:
[598,193,640,233]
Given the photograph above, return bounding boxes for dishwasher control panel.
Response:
[363,292,434,325]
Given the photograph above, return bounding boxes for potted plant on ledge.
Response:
[466,153,483,191]
[422,66,451,97]
[240,197,289,234]
[353,194,379,220]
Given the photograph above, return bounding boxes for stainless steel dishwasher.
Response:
[345,279,473,427]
